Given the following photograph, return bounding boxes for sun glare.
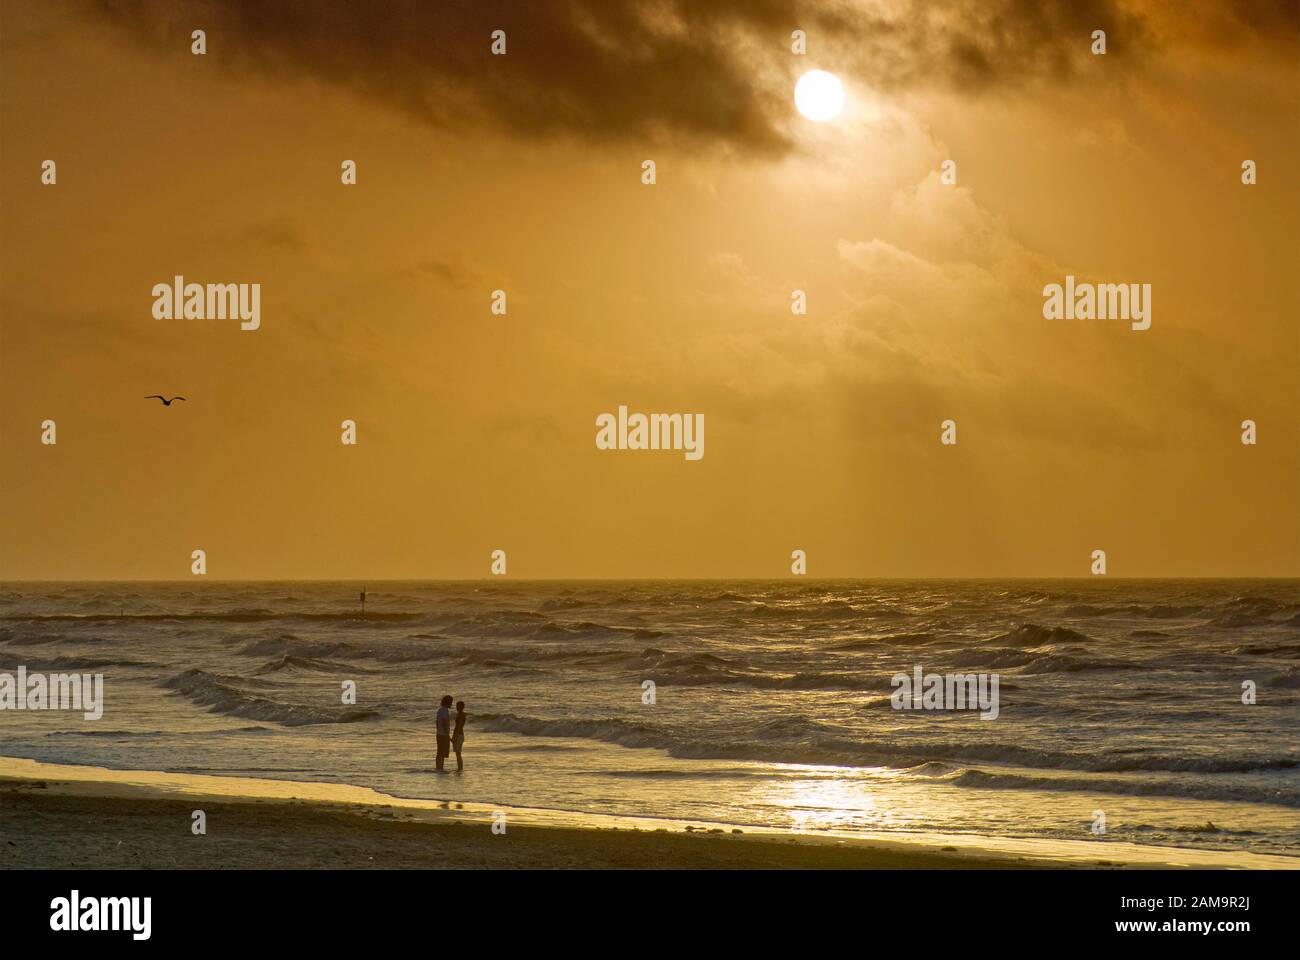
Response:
[795,69,845,121]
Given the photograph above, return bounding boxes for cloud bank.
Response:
[90,0,1297,153]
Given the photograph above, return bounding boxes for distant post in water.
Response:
[359,588,367,617]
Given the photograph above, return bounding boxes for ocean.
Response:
[2,580,1297,857]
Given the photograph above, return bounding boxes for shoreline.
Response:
[3,757,1296,870]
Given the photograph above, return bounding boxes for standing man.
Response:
[435,695,453,773]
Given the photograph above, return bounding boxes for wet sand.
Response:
[3,758,1293,870]
[1,782,1040,869]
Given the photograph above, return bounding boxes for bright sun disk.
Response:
[795,69,845,122]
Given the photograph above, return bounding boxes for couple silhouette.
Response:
[435,695,467,772]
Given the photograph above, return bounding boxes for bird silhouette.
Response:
[145,395,186,406]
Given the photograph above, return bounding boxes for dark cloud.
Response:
[239,217,307,254]
[88,0,1297,152]
[411,255,495,292]
[90,0,818,153]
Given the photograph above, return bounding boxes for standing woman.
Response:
[452,700,468,771]
[435,695,452,773]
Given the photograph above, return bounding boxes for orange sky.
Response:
[1,0,1297,579]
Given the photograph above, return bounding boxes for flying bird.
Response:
[145,395,186,406]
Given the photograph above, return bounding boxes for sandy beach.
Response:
[4,757,1295,870]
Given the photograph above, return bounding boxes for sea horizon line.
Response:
[2,576,1297,585]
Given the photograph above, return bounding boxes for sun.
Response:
[794,69,845,122]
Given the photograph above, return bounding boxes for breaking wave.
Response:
[162,669,379,726]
